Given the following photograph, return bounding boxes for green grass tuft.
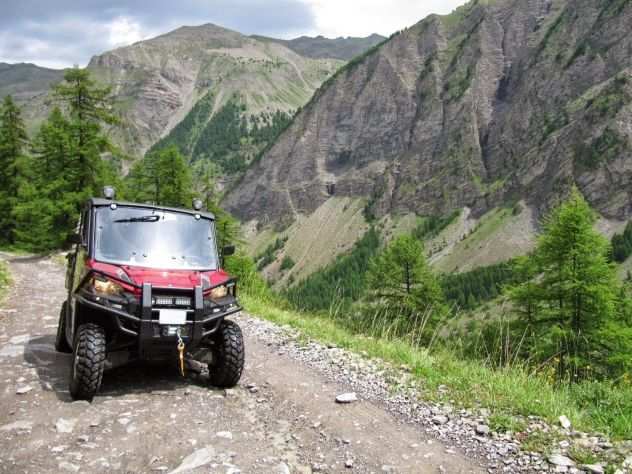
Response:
[0,261,11,304]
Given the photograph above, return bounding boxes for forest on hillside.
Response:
[149,93,292,176]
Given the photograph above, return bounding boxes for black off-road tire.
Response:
[55,301,72,353]
[208,320,245,388]
[69,323,106,401]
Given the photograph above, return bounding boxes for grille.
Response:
[153,295,192,307]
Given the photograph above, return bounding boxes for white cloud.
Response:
[107,17,149,48]
[303,0,466,37]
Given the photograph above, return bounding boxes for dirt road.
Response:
[0,256,483,473]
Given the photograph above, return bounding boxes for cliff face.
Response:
[87,24,343,157]
[224,0,632,228]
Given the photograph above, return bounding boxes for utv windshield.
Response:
[94,206,218,270]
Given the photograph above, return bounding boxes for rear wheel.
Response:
[54,301,72,353]
[208,320,244,388]
[69,323,106,401]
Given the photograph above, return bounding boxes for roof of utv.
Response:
[89,198,216,221]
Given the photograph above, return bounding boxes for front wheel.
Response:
[69,323,106,401]
[208,320,245,388]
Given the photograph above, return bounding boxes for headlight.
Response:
[208,282,236,300]
[90,275,123,297]
[210,285,228,299]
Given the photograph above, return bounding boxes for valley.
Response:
[1,0,632,471]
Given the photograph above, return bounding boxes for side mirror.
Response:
[69,233,82,245]
[222,245,236,256]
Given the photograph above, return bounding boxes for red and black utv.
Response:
[55,187,244,401]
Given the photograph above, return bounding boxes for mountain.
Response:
[0,63,64,101]
[87,24,344,158]
[224,0,632,281]
[251,34,387,60]
[0,63,65,132]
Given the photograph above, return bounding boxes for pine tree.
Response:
[125,146,192,207]
[510,188,619,381]
[52,68,118,192]
[12,68,120,251]
[155,146,192,207]
[0,96,28,244]
[365,235,447,335]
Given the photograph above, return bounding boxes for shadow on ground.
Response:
[25,335,219,402]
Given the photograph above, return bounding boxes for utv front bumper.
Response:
[74,276,241,360]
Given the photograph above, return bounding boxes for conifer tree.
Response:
[125,146,192,207]
[53,68,118,192]
[11,69,120,251]
[365,235,447,334]
[510,188,619,381]
[0,96,28,244]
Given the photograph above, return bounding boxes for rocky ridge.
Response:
[87,23,343,157]
[224,0,632,234]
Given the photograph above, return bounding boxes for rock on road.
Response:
[0,256,482,473]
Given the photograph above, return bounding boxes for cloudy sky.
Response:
[0,0,466,69]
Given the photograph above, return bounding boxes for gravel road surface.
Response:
[0,256,483,473]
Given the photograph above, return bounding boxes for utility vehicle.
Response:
[56,187,244,401]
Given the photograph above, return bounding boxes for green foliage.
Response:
[441,260,523,310]
[125,145,193,207]
[51,68,119,191]
[285,228,380,311]
[280,255,295,271]
[574,127,628,171]
[0,95,28,245]
[413,210,460,240]
[539,111,569,144]
[224,253,269,298]
[444,64,474,102]
[255,237,288,270]
[149,91,215,157]
[363,235,448,340]
[8,69,121,251]
[488,413,527,434]
[585,76,631,120]
[0,261,10,301]
[611,221,632,263]
[151,94,292,176]
[534,9,567,61]
[509,188,627,381]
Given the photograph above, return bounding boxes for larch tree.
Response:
[510,188,619,381]
[365,235,447,341]
[0,95,28,244]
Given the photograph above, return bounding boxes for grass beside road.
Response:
[241,293,632,442]
[0,260,10,304]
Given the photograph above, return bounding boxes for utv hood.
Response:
[90,260,230,290]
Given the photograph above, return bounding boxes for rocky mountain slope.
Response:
[87,24,343,158]
[251,34,386,60]
[0,63,65,132]
[0,63,64,102]
[224,0,632,274]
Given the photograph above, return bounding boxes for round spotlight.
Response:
[192,198,203,211]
